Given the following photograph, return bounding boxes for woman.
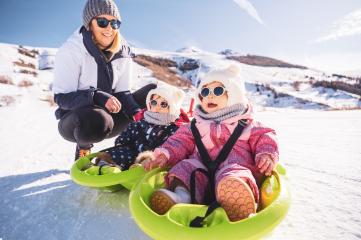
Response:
[52,0,156,160]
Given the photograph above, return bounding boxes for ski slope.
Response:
[0,87,360,240]
[1,42,361,240]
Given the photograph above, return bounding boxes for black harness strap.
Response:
[189,201,220,228]
[189,118,247,227]
[148,124,176,150]
[190,168,210,204]
[134,124,152,150]
[136,124,175,151]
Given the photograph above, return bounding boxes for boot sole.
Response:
[216,177,256,222]
[150,190,177,215]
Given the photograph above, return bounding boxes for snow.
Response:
[255,109,361,240]
[1,42,361,240]
[1,92,360,239]
[342,69,361,78]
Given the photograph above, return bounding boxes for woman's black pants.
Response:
[57,84,156,149]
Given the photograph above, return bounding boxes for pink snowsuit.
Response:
[153,105,279,204]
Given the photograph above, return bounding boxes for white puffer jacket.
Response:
[52,28,133,95]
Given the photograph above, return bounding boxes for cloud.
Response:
[232,0,265,25]
[316,8,361,42]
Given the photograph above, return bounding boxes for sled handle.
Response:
[188,98,195,117]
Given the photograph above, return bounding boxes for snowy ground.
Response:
[1,42,360,239]
[1,84,360,240]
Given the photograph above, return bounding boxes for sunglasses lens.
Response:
[160,101,168,108]
[110,20,121,29]
[213,86,225,96]
[96,18,109,28]
[200,88,210,97]
[150,100,157,106]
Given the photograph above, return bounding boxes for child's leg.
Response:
[102,146,137,170]
[215,164,259,221]
[150,185,191,215]
[150,159,208,214]
[168,177,187,191]
[166,159,209,203]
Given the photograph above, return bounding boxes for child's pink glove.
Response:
[143,153,168,171]
[257,154,275,176]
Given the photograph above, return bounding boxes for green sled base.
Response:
[70,153,146,191]
[129,164,290,240]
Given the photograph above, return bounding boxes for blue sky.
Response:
[1,0,360,72]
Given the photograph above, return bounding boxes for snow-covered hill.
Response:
[1,42,360,110]
[1,42,361,240]
[132,46,361,110]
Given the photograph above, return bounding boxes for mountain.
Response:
[227,54,307,69]
[0,43,360,110]
[219,49,307,69]
[132,46,361,110]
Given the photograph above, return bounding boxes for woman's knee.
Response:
[107,111,131,138]
[59,107,114,143]
[76,108,114,139]
[58,117,77,143]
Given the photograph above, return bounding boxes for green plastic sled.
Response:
[70,153,146,191]
[129,164,290,240]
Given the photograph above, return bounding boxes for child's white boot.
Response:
[150,186,191,215]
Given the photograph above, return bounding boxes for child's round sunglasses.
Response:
[95,17,121,30]
[150,99,169,108]
[200,86,226,98]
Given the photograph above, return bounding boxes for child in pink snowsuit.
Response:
[140,65,279,222]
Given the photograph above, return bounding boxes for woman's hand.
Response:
[142,153,168,171]
[257,154,275,176]
[105,96,122,113]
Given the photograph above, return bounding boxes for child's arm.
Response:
[248,122,279,176]
[158,124,179,146]
[142,152,168,171]
[142,124,195,170]
[256,154,275,176]
[156,124,195,165]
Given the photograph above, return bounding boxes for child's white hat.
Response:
[146,83,185,116]
[196,64,248,107]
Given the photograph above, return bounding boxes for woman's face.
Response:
[149,95,170,114]
[200,81,228,113]
[90,14,118,49]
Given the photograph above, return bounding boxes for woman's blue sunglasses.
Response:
[95,17,121,30]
